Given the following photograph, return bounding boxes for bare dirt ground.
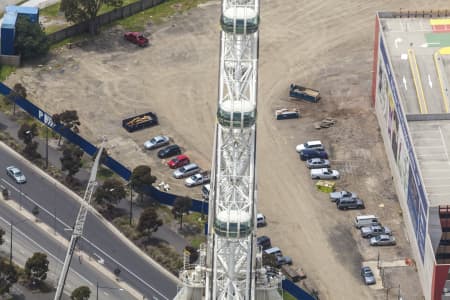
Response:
[6,0,450,299]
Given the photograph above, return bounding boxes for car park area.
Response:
[6,0,445,299]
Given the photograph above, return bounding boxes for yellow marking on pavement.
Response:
[408,48,428,114]
[439,47,450,55]
[434,51,450,112]
[430,18,450,26]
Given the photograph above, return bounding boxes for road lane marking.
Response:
[428,74,433,88]
[1,178,170,300]
[433,51,450,113]
[403,76,407,90]
[408,48,428,113]
[0,216,90,285]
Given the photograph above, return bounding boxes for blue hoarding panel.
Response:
[1,27,15,55]
[282,279,316,300]
[379,36,427,262]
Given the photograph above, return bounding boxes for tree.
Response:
[24,252,49,287]
[130,165,156,202]
[60,142,84,183]
[60,0,123,34]
[94,178,126,209]
[172,196,192,230]
[18,123,40,160]
[0,260,18,295]
[71,286,91,300]
[6,83,27,115]
[52,110,81,145]
[0,227,4,245]
[137,207,162,240]
[14,16,49,59]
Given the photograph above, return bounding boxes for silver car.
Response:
[329,190,357,202]
[360,266,376,285]
[370,235,396,246]
[6,166,26,184]
[310,168,340,180]
[173,163,200,179]
[144,135,169,150]
[306,158,330,169]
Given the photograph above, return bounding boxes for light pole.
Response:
[96,281,124,300]
[10,218,31,265]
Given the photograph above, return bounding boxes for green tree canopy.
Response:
[71,286,91,300]
[18,123,40,160]
[137,207,162,239]
[130,165,156,202]
[14,16,49,59]
[60,142,84,179]
[60,0,123,34]
[52,110,81,145]
[25,252,49,286]
[94,178,126,207]
[0,260,18,295]
[172,196,192,229]
[7,83,27,115]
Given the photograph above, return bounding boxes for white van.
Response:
[264,247,282,256]
[354,215,379,229]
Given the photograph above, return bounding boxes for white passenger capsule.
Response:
[221,2,259,34]
[214,210,252,238]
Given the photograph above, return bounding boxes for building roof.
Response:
[380,13,450,208]
[5,6,39,15]
[1,12,18,29]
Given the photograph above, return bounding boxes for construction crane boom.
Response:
[54,147,103,300]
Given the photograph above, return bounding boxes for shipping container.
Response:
[5,6,39,23]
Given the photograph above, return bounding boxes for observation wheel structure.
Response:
[174,1,282,299]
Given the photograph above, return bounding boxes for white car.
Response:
[173,163,200,179]
[6,166,26,184]
[310,168,339,180]
[296,140,323,153]
[185,172,210,187]
[144,135,169,150]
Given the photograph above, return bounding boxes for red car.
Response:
[167,155,190,169]
[124,32,149,47]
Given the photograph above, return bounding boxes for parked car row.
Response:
[144,135,210,187]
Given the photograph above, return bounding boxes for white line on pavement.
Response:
[1,178,169,300]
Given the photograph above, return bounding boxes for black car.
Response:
[157,144,181,158]
[299,149,328,161]
[256,236,271,250]
[336,198,365,210]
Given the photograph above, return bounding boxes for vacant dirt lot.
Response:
[7,0,449,299]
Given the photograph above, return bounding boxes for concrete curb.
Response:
[0,141,180,284]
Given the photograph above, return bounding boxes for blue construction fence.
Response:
[0,82,315,299]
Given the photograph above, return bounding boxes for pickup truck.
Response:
[329,190,357,202]
[185,171,210,187]
[310,168,340,180]
[360,225,392,238]
[289,84,320,102]
[275,108,299,120]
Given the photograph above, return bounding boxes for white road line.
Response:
[1,178,169,300]
[0,216,90,285]
[403,76,407,90]
[428,74,433,88]
[439,127,449,163]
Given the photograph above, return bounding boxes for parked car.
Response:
[202,184,210,200]
[275,108,299,120]
[6,166,26,184]
[299,149,328,161]
[257,213,266,227]
[370,235,396,246]
[158,144,181,159]
[144,135,169,150]
[336,198,365,210]
[310,168,340,180]
[296,140,324,153]
[167,154,190,169]
[185,171,210,187]
[124,32,149,47]
[276,255,293,267]
[256,236,271,250]
[306,158,330,169]
[329,190,357,202]
[173,163,200,179]
[361,266,376,285]
[361,225,392,238]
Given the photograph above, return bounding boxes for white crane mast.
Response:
[175,1,282,299]
[54,147,103,300]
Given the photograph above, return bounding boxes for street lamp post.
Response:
[10,218,30,265]
[96,281,124,300]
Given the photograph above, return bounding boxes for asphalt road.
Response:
[0,145,178,299]
[0,200,133,300]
